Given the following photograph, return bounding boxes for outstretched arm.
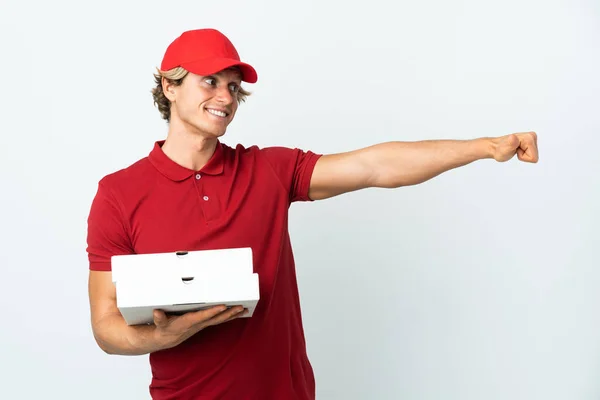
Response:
[308,132,538,200]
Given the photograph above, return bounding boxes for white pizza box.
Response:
[111,247,259,325]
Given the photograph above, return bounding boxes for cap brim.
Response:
[180,58,258,83]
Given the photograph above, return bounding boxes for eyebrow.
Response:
[207,72,241,84]
[218,69,242,81]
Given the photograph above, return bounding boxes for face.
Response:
[164,68,242,138]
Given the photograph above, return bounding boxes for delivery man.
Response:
[86,28,539,400]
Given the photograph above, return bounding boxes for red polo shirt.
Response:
[86,140,322,400]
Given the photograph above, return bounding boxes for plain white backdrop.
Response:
[1,0,599,399]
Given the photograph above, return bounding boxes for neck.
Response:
[162,121,218,171]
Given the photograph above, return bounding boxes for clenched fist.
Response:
[492,131,539,163]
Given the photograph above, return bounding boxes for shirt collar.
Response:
[148,140,225,182]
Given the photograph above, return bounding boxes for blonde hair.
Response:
[151,67,251,122]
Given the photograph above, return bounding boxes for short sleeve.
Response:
[259,147,322,203]
[86,181,134,271]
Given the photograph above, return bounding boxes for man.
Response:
[86,28,538,400]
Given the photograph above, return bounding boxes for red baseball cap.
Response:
[160,28,258,83]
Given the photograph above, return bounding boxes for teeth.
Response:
[207,109,227,117]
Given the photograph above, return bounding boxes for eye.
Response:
[228,83,240,93]
[203,77,217,86]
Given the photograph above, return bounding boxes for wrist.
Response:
[128,324,168,354]
[476,137,497,159]
[147,325,174,352]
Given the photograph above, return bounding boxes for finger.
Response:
[222,308,249,323]
[153,309,168,327]
[182,305,228,325]
[517,138,538,163]
[516,132,539,161]
[204,306,246,327]
[528,136,539,162]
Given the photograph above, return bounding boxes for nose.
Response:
[215,85,234,105]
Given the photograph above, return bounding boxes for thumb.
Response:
[495,134,520,162]
[506,134,520,149]
[153,309,168,327]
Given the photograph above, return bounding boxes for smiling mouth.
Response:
[206,108,229,118]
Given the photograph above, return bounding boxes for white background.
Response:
[1,0,599,399]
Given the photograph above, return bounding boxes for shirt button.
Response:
[195,174,201,180]
[203,196,209,201]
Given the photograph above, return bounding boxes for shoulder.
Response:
[99,157,150,185]
[96,156,153,197]
[221,141,316,162]
[220,142,289,166]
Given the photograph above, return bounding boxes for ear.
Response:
[162,76,177,102]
